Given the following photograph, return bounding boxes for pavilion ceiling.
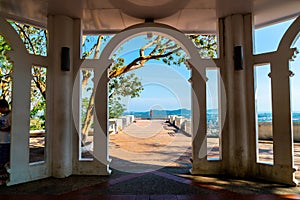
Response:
[0,0,299,33]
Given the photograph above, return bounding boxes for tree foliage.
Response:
[108,34,217,78]
[108,73,143,118]
[0,35,12,102]
[109,98,126,119]
[80,36,144,141]
[10,21,47,56]
[0,21,47,130]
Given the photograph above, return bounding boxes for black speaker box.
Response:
[61,47,70,71]
[234,46,243,70]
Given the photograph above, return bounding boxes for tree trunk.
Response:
[81,35,102,143]
[81,89,95,143]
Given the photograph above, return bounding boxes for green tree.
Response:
[0,35,12,103]
[81,36,144,141]
[0,21,47,130]
[109,98,126,119]
[108,34,217,78]
[109,73,143,118]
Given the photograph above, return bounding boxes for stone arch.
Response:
[0,17,28,55]
[277,15,300,184]
[278,16,300,51]
[91,22,221,173]
[255,15,300,185]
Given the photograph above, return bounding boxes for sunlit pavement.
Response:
[258,141,300,179]
[109,119,192,172]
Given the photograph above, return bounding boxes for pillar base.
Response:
[190,159,223,175]
[256,164,298,186]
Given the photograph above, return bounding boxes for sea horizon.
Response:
[123,109,300,122]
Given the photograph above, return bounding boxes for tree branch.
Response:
[109,50,178,78]
[14,23,36,54]
[140,35,161,57]
[94,35,102,59]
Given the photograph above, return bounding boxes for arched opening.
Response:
[75,24,224,176]
[70,22,223,176]
[289,31,300,182]
[105,33,194,173]
[253,17,297,168]
[252,15,300,185]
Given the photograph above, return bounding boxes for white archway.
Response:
[81,22,224,175]
[252,15,300,185]
[0,17,50,185]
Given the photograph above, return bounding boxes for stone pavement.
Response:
[109,119,192,173]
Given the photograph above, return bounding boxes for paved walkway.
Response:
[109,120,192,173]
[258,141,300,179]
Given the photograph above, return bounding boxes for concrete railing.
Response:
[175,116,186,128]
[167,116,300,142]
[109,115,135,134]
[258,122,300,142]
[168,115,192,135]
[168,115,177,125]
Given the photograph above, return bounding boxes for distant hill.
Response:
[123,109,300,122]
[123,108,300,122]
[207,108,218,114]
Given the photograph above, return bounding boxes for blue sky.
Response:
[254,18,300,112]
[123,63,191,112]
[122,18,300,112]
[111,35,224,112]
[110,35,193,112]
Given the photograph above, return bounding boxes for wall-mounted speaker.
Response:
[234,46,243,70]
[145,18,154,23]
[61,47,70,71]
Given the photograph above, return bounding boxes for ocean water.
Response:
[123,109,191,119]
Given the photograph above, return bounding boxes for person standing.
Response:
[149,109,153,120]
[0,99,11,185]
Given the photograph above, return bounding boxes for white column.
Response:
[94,64,111,174]
[190,60,223,175]
[270,54,295,183]
[191,67,207,162]
[48,15,74,177]
[221,14,254,176]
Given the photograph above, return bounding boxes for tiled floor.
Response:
[1,169,299,199]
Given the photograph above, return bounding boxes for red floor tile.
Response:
[110,195,137,200]
[136,195,150,200]
[0,194,58,200]
[280,194,300,199]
